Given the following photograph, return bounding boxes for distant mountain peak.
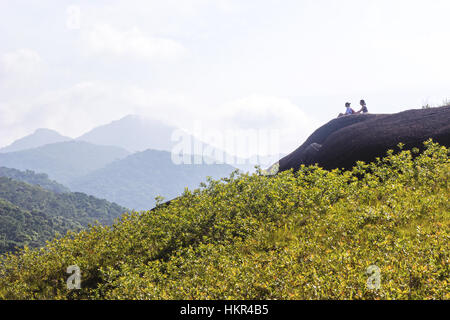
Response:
[76,115,177,153]
[33,128,60,134]
[0,128,73,153]
[121,114,139,120]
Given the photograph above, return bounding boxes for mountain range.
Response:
[0,142,237,209]
[0,141,130,185]
[2,115,280,169]
[0,115,179,154]
[68,149,236,210]
[0,115,242,209]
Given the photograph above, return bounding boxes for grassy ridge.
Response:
[0,141,448,299]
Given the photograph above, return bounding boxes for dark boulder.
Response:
[279,106,450,172]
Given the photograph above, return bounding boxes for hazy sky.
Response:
[1,0,449,155]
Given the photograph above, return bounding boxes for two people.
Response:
[339,100,368,117]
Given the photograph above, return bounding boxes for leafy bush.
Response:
[0,140,448,300]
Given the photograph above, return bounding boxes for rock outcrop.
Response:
[279,106,450,172]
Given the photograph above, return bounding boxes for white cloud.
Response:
[82,24,187,61]
[188,94,320,156]
[0,49,45,144]
[0,77,316,158]
[219,95,312,130]
[119,90,318,156]
[0,49,44,90]
[1,49,42,74]
[0,81,191,148]
[0,82,117,147]
[1,0,449,154]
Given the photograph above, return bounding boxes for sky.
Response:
[1,0,449,156]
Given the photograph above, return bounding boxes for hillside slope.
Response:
[0,141,448,300]
[0,199,58,254]
[0,141,130,184]
[0,167,70,193]
[68,149,237,209]
[279,106,450,172]
[0,177,127,254]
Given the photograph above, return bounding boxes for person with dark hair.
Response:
[338,102,356,117]
[358,99,369,113]
[345,102,356,115]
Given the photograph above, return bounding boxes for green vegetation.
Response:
[0,141,448,300]
[0,199,60,254]
[0,167,70,194]
[0,178,127,254]
[422,100,450,109]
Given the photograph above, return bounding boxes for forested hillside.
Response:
[0,141,447,300]
[0,178,127,254]
[68,149,236,209]
[0,167,70,193]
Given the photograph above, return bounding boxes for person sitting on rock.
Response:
[338,102,356,117]
[345,102,356,115]
[357,99,368,114]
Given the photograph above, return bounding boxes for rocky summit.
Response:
[279,106,450,172]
